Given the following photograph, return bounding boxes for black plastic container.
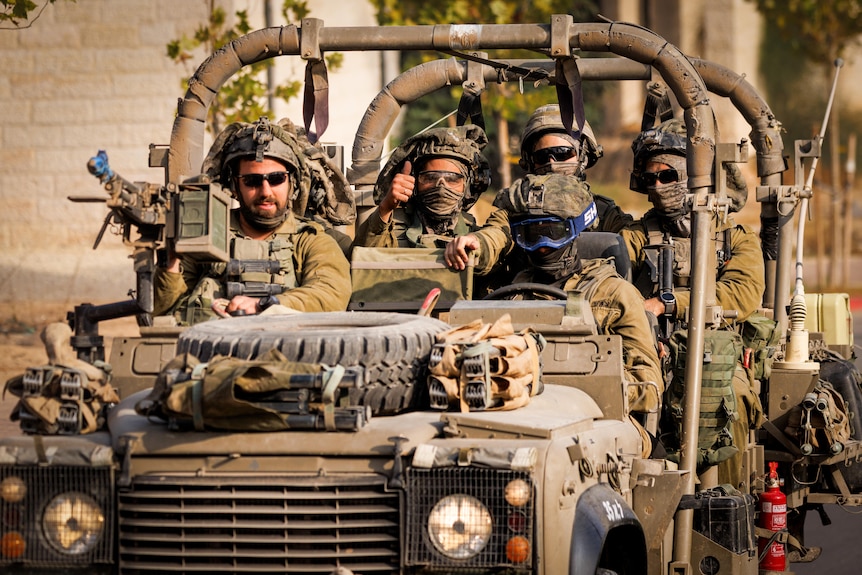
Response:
[680,487,757,553]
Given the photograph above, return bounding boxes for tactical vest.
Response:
[402,208,475,249]
[633,215,732,299]
[176,231,303,325]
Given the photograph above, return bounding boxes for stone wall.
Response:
[0,0,383,324]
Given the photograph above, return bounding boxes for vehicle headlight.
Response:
[427,494,493,559]
[0,475,26,503]
[42,492,105,555]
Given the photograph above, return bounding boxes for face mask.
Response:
[647,180,688,218]
[413,183,464,219]
[526,241,581,281]
[534,161,585,179]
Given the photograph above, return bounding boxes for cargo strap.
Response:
[321,365,345,431]
[301,18,329,143]
[555,56,586,138]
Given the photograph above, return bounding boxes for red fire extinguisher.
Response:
[758,461,787,571]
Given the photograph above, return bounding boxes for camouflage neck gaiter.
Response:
[415,183,464,235]
[535,161,584,179]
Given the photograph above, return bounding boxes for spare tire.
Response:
[176,312,450,415]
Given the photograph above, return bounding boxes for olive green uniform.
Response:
[353,205,478,249]
[622,211,765,488]
[621,211,764,323]
[470,222,663,414]
[154,210,351,322]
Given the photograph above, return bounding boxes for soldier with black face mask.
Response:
[447,172,662,416]
[353,124,491,248]
[153,117,352,325]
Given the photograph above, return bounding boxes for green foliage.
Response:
[167,0,341,135]
[1,0,72,27]
[747,0,862,61]
[749,0,862,175]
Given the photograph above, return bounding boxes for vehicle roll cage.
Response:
[162,15,807,566]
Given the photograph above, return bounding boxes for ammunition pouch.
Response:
[665,329,742,468]
[5,364,118,435]
[427,314,545,411]
[739,312,781,382]
[135,349,369,432]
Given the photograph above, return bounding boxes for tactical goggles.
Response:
[237,171,290,188]
[635,168,681,187]
[417,170,465,186]
[532,145,578,165]
[511,203,597,251]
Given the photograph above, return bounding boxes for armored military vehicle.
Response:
[1,15,859,575]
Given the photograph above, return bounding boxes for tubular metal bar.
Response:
[165,17,721,571]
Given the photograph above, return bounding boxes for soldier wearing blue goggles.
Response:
[511,201,597,252]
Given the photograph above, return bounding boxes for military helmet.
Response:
[630,117,748,211]
[495,173,597,251]
[375,124,491,210]
[204,117,302,189]
[630,117,687,180]
[519,104,602,172]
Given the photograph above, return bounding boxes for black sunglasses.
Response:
[637,168,681,187]
[237,171,290,188]
[532,145,578,165]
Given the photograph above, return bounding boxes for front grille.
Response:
[0,465,115,567]
[405,467,534,572]
[118,474,400,574]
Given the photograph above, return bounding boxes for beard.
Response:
[238,194,289,232]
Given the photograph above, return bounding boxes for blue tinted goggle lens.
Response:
[512,217,576,251]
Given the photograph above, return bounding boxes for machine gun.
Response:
[64,150,230,364]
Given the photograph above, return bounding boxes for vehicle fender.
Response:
[570,483,647,575]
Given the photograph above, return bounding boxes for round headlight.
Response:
[504,478,531,507]
[427,494,493,559]
[42,493,105,555]
[0,476,26,503]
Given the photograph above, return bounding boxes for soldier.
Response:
[447,172,663,416]
[519,104,632,233]
[621,117,765,488]
[622,118,763,324]
[153,117,352,324]
[353,124,490,248]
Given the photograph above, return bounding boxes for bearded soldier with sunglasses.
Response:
[153,117,351,324]
[353,124,491,249]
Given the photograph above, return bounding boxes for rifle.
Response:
[657,244,676,341]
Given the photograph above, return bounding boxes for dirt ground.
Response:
[0,312,139,439]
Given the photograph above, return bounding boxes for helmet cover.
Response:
[375,124,491,210]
